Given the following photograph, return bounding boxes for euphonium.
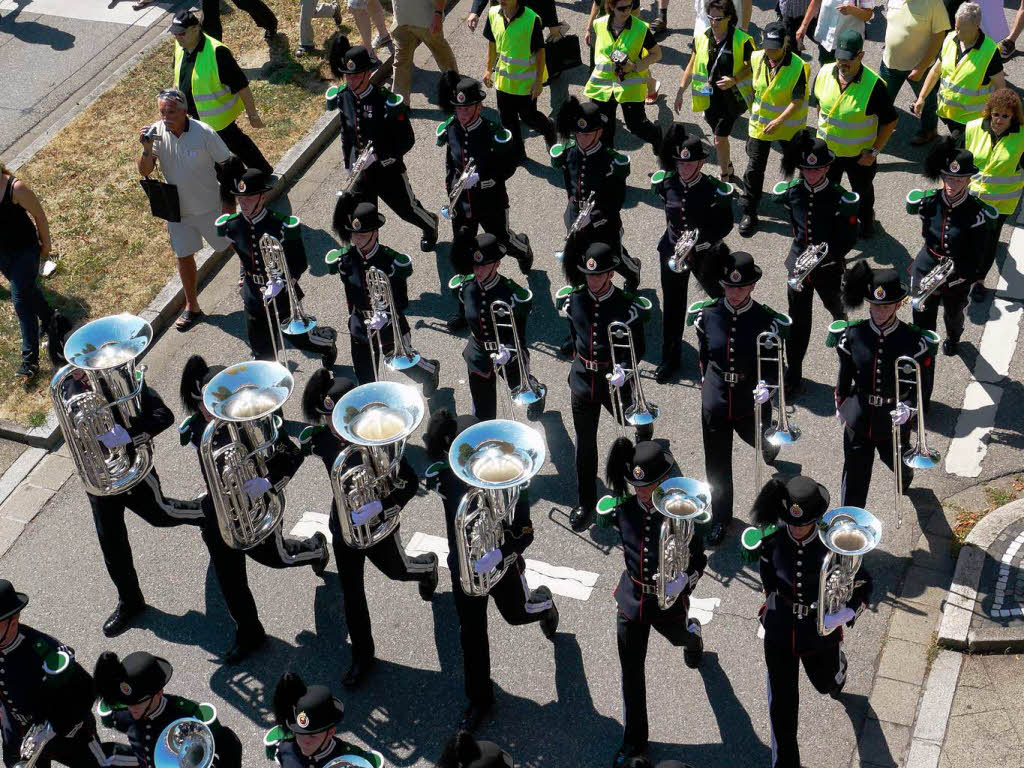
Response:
[652,477,712,610]
[441,159,478,220]
[329,381,425,549]
[14,721,56,768]
[199,361,294,550]
[910,257,955,311]
[50,314,154,496]
[816,506,881,637]
[260,233,317,337]
[787,242,829,292]
[451,420,547,596]
[342,141,375,196]
[753,327,800,494]
[365,266,421,378]
[667,228,699,274]
[488,299,546,421]
[606,320,658,433]
[891,353,941,529]
[154,718,216,768]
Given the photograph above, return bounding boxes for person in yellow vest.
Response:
[584,0,663,105]
[913,2,1004,140]
[169,9,271,174]
[583,0,664,151]
[739,21,809,236]
[965,87,1024,300]
[483,0,556,161]
[674,0,754,181]
[811,29,898,238]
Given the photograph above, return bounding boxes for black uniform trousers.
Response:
[1,717,110,768]
[453,209,531,273]
[590,95,662,152]
[617,607,701,751]
[452,559,552,705]
[353,165,436,236]
[911,284,970,344]
[701,404,777,527]
[659,243,725,361]
[742,136,790,214]
[786,267,845,377]
[495,90,556,160]
[469,371,500,422]
[88,469,204,607]
[349,332,437,386]
[201,0,277,40]
[981,212,1008,282]
[217,122,273,175]
[245,287,334,363]
[826,156,876,223]
[841,424,913,508]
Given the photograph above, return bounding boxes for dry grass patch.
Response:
[950,476,1024,559]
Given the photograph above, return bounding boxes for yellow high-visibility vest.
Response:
[814,62,881,157]
[690,26,754,113]
[748,50,809,141]
[936,32,998,125]
[584,15,651,103]
[173,35,243,131]
[489,5,545,96]
[966,117,1024,215]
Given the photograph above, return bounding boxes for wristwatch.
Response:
[869,148,880,158]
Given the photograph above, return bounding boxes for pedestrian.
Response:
[879,0,951,146]
[390,0,458,104]
[0,162,69,379]
[692,0,751,35]
[170,9,273,175]
[200,0,279,43]
[138,88,233,331]
[583,0,663,106]
[1000,0,1024,56]
[811,30,899,237]
[913,2,1004,139]
[796,0,873,64]
[777,0,812,50]
[945,0,1009,43]
[348,0,393,53]
[296,0,343,56]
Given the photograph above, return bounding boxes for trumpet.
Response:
[606,320,658,434]
[652,477,712,610]
[154,717,216,768]
[911,257,955,311]
[817,506,881,637]
[787,242,829,292]
[489,299,546,421]
[259,233,318,363]
[753,329,800,493]
[667,228,699,274]
[342,141,375,196]
[14,721,55,768]
[450,420,546,596]
[891,354,941,529]
[329,382,425,549]
[365,266,422,380]
[441,159,478,220]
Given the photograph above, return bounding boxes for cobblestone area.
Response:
[979,520,1024,623]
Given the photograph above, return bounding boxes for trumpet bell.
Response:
[63,313,153,370]
[903,446,941,470]
[652,476,712,523]
[765,423,802,447]
[818,506,882,557]
[203,361,294,422]
[154,718,215,768]
[331,381,425,446]
[450,419,546,490]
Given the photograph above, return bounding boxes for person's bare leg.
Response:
[715,135,732,179]
[367,0,389,41]
[351,7,374,48]
[178,254,201,314]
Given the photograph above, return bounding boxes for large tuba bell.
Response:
[488,299,546,421]
[652,477,712,610]
[753,328,800,494]
[606,320,658,434]
[50,314,154,496]
[365,266,422,379]
[154,718,216,768]
[891,353,941,529]
[451,420,546,596]
[330,381,425,548]
[816,506,881,637]
[14,721,56,768]
[199,361,294,550]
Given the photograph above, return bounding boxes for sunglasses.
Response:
[707,14,727,21]
[613,4,632,11]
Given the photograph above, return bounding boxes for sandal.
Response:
[175,310,204,332]
[131,0,155,9]
[645,79,662,105]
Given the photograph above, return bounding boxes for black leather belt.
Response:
[631,576,658,595]
[865,394,896,406]
[778,593,817,619]
[709,363,747,385]
[247,273,268,287]
[578,355,611,372]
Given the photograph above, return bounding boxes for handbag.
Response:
[139,177,181,223]
[545,34,583,80]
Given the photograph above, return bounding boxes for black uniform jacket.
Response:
[437,115,517,220]
[690,298,788,422]
[331,242,412,344]
[832,318,936,441]
[274,734,381,767]
[550,139,629,232]
[562,285,647,402]
[328,83,415,173]
[453,273,531,377]
[759,527,872,655]
[775,179,859,275]
[910,189,995,293]
[611,496,707,623]
[216,210,309,313]
[651,170,734,259]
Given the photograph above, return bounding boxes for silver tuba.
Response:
[200,361,294,550]
[441,159,477,220]
[891,353,941,529]
[451,420,546,596]
[330,381,425,548]
[365,266,422,379]
[489,299,546,420]
[154,718,216,768]
[667,228,700,274]
[817,506,881,637]
[14,721,56,768]
[787,242,829,292]
[259,233,317,363]
[651,477,712,610]
[50,313,154,496]
[607,320,658,434]
[910,257,955,311]
[753,328,800,494]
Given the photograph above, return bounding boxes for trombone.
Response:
[365,266,422,381]
[891,355,940,529]
[488,299,546,421]
[753,330,801,493]
[258,233,318,364]
[606,320,658,435]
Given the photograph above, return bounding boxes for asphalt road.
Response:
[4,1,1024,767]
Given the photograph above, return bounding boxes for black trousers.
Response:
[244,292,335,362]
[786,266,845,377]
[981,213,1008,281]
[496,90,555,159]
[841,425,913,508]
[827,156,877,223]
[617,608,701,751]
[911,283,970,343]
[469,370,500,421]
[216,121,272,175]
[658,240,725,361]
[201,0,277,40]
[452,209,531,272]
[348,332,437,385]
[2,716,110,768]
[743,136,790,214]
[590,95,662,152]
[354,165,437,236]
[764,635,845,768]
[451,558,552,705]
[701,406,777,527]
[88,469,204,606]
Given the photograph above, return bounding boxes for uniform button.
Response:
[797,560,802,565]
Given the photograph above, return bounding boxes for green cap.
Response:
[835,29,863,60]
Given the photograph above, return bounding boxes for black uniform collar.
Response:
[479,272,502,291]
[0,633,24,654]
[313,740,337,761]
[681,171,704,188]
[144,696,168,720]
[588,284,615,302]
[869,316,899,336]
[943,190,969,208]
[803,177,829,194]
[582,140,604,155]
[358,242,380,261]
[462,116,484,132]
[786,525,816,545]
[245,208,269,225]
[355,83,374,100]
[724,298,752,315]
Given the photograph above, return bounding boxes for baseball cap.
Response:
[835,29,864,60]
[762,21,787,50]
[169,9,200,35]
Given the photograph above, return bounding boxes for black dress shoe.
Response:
[612,744,645,767]
[458,698,495,732]
[14,361,39,380]
[705,522,727,546]
[683,619,704,668]
[102,601,145,638]
[342,657,377,689]
[518,236,534,274]
[420,215,439,251]
[225,628,267,665]
[569,505,594,532]
[446,313,468,333]
[739,213,758,237]
[655,357,679,384]
[311,533,330,577]
[558,337,574,359]
[418,557,439,600]
[427,359,441,391]
[942,339,960,356]
[858,217,876,239]
[540,603,559,640]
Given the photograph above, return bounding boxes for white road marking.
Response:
[0,0,168,27]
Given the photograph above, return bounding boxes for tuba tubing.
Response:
[455,487,514,597]
[816,506,881,636]
[330,443,402,549]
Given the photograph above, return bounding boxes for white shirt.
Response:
[149,118,231,217]
[816,0,872,52]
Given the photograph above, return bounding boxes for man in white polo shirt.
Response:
[138,88,232,332]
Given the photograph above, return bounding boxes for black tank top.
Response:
[0,176,39,252]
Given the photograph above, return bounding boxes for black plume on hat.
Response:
[605,436,635,500]
[924,135,956,181]
[180,355,210,414]
[328,35,353,78]
[556,96,582,140]
[438,70,461,113]
[273,672,307,729]
[561,232,582,286]
[658,124,688,170]
[332,192,360,241]
[218,154,246,207]
[780,127,812,179]
[842,261,871,309]
[424,408,458,460]
[752,476,789,527]
[94,651,127,706]
[302,369,332,423]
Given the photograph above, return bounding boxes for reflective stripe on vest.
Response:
[583,15,651,103]
[489,6,543,95]
[936,33,998,125]
[748,50,809,141]
[965,117,1024,214]
[690,26,754,113]
[173,35,244,131]
[814,63,880,157]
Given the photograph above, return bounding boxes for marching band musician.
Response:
[299,370,440,689]
[217,167,338,367]
[650,126,733,384]
[688,251,787,545]
[749,474,872,768]
[449,233,541,421]
[599,439,706,768]
[908,139,996,357]
[329,195,440,386]
[94,651,242,767]
[266,673,382,767]
[423,410,559,732]
[179,355,330,665]
[561,242,652,532]
[774,129,858,398]
[326,36,439,253]
[830,264,937,509]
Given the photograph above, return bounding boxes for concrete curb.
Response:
[905,650,964,768]
[937,497,1024,650]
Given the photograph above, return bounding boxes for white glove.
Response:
[242,477,272,499]
[473,548,503,574]
[351,499,383,526]
[891,401,913,426]
[263,278,285,300]
[464,171,480,189]
[753,380,773,404]
[492,345,512,367]
[608,364,627,389]
[665,572,689,597]
[367,311,389,331]
[97,425,131,450]
[823,606,856,631]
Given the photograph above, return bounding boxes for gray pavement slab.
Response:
[0,439,26,477]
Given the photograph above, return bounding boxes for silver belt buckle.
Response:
[722,371,740,384]
[483,341,499,351]
[867,394,885,406]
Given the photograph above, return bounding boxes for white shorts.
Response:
[167,209,231,258]
[347,0,367,9]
